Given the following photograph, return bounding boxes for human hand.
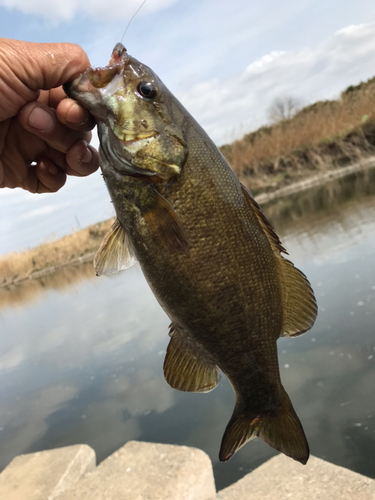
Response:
[0,38,99,193]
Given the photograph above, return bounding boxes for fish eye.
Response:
[137,81,157,100]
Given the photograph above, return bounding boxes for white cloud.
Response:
[245,51,287,74]
[0,0,177,21]
[178,22,375,144]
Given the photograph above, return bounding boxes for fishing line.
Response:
[120,0,148,45]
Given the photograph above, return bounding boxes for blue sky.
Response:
[1,0,375,255]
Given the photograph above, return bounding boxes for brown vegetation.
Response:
[0,218,114,286]
[220,77,375,194]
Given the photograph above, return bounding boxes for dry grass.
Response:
[220,77,375,193]
[0,218,114,286]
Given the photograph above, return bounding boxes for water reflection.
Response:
[0,168,375,491]
[0,262,96,310]
[265,166,375,248]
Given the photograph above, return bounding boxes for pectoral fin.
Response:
[241,184,317,337]
[164,323,220,393]
[94,219,136,276]
[142,187,189,254]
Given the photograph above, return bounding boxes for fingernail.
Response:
[28,106,54,131]
[48,164,58,175]
[39,160,58,175]
[82,146,92,164]
[66,102,88,125]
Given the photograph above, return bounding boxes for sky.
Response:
[1,0,375,255]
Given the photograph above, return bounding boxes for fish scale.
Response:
[64,42,317,464]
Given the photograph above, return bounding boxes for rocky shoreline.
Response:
[1,441,374,499]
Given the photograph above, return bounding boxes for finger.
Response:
[18,164,38,193]
[18,159,66,193]
[43,147,68,171]
[38,88,68,109]
[0,159,4,187]
[65,140,99,176]
[56,97,96,132]
[42,140,99,177]
[36,158,67,193]
[37,90,51,106]
[18,101,90,154]
[48,87,68,108]
[0,39,90,92]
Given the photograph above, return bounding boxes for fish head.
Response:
[64,43,187,182]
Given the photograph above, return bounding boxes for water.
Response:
[1,168,375,491]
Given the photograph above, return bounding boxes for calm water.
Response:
[1,168,375,490]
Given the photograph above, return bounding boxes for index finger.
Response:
[0,39,90,91]
[55,96,96,132]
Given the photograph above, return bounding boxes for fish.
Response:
[64,43,317,464]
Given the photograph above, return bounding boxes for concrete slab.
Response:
[218,454,375,500]
[0,444,96,500]
[58,441,216,500]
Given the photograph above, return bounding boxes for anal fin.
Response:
[164,323,220,393]
[94,218,136,276]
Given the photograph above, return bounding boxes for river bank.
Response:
[221,77,375,194]
[0,218,114,288]
[1,156,375,288]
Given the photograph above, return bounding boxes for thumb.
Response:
[0,38,90,92]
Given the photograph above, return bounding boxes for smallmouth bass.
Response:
[64,43,317,464]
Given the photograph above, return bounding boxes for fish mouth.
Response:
[109,151,180,182]
[63,65,123,104]
[120,135,154,147]
[64,43,129,100]
[65,43,181,183]
[99,124,178,182]
[117,131,159,148]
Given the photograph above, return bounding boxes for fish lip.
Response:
[110,43,128,64]
[100,124,179,181]
[111,152,175,180]
[63,72,93,98]
[64,65,123,98]
[99,124,170,180]
[103,145,176,181]
[64,43,130,98]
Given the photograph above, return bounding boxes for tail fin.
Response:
[219,391,309,464]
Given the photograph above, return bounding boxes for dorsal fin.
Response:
[241,184,317,337]
[163,323,221,393]
[94,218,136,276]
[241,184,287,254]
